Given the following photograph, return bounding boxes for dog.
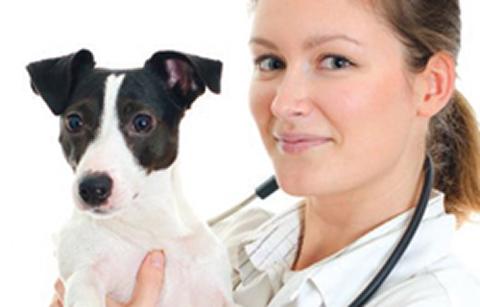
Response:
[27,49,233,307]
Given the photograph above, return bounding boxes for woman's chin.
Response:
[275,170,313,196]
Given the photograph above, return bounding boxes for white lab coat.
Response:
[213,190,480,306]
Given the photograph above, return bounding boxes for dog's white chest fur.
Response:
[56,206,232,306]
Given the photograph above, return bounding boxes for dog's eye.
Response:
[133,113,154,133]
[65,113,84,133]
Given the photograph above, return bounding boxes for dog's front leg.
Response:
[64,268,107,307]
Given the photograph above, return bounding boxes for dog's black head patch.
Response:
[27,49,222,172]
[58,70,110,167]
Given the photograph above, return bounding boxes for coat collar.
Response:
[236,190,456,306]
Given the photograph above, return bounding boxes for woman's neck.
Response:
[293,155,426,271]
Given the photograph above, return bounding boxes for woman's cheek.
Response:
[250,82,275,134]
[337,80,413,159]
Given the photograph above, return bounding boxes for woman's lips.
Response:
[274,133,332,154]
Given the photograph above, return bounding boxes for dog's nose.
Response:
[78,173,113,207]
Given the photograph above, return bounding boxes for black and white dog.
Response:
[27,49,233,306]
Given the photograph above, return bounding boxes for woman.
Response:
[51,0,480,306]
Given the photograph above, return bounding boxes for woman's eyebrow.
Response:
[249,37,279,50]
[249,34,362,50]
[303,34,362,49]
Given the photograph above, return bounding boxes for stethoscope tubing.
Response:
[349,155,434,306]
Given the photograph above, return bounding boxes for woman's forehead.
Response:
[250,0,393,48]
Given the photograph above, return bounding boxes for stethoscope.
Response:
[208,155,434,307]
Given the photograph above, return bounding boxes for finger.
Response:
[49,295,62,307]
[129,250,165,306]
[106,296,126,307]
[54,279,65,301]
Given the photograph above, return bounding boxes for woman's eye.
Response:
[254,55,285,72]
[65,113,84,133]
[320,55,353,70]
[132,113,154,133]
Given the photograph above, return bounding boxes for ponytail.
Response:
[427,90,480,224]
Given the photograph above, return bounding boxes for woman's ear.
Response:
[415,51,456,118]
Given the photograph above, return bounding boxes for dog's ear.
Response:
[144,51,222,109]
[26,49,95,115]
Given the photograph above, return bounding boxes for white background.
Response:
[0,0,478,305]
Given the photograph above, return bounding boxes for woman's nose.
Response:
[270,69,314,120]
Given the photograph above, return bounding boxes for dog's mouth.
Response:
[83,206,125,219]
[92,208,110,214]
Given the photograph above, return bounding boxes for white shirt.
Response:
[213,190,480,306]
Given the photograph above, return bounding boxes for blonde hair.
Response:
[428,91,480,224]
[251,0,480,224]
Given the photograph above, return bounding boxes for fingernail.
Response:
[150,250,164,269]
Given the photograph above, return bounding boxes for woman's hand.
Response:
[50,250,165,307]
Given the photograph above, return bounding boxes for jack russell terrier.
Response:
[27,49,233,307]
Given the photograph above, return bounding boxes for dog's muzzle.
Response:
[78,172,113,207]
